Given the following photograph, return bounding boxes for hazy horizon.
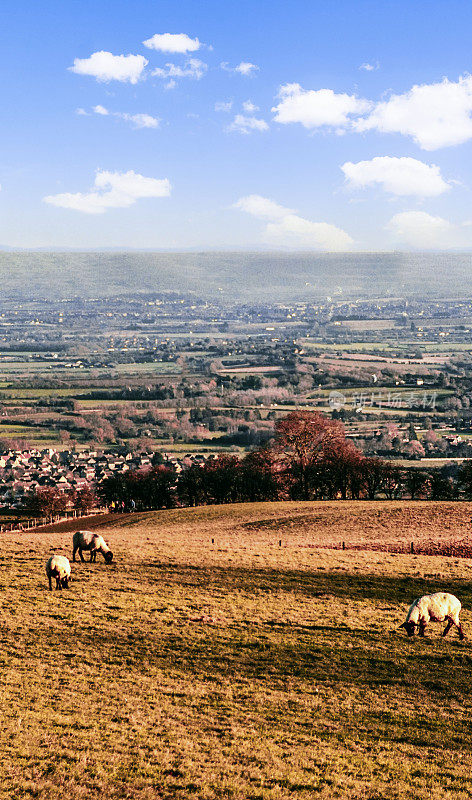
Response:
[1,250,471,302]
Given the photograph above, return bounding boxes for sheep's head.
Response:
[399,621,416,637]
[105,551,113,564]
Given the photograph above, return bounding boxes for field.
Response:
[3,501,472,799]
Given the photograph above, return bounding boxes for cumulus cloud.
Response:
[215,100,233,112]
[221,61,259,76]
[228,114,269,134]
[69,51,147,84]
[236,61,259,76]
[359,62,379,71]
[234,195,292,219]
[90,105,159,128]
[271,74,472,150]
[272,83,371,129]
[341,156,450,197]
[142,33,201,53]
[123,113,159,129]
[242,100,259,113]
[44,170,170,214]
[387,210,470,248]
[356,75,472,150]
[153,58,207,81]
[234,194,353,250]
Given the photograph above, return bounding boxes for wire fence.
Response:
[324,539,472,559]
[0,507,109,533]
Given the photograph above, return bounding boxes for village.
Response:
[0,445,204,511]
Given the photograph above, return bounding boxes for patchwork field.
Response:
[2,501,472,799]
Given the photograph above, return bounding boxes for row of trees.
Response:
[21,412,472,514]
[98,412,472,509]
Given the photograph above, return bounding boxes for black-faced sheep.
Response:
[46,555,71,591]
[72,530,113,563]
[400,592,465,639]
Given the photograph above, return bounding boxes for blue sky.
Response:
[3,0,472,249]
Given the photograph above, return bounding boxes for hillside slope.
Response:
[2,501,472,799]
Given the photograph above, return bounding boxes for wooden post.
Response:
[410,541,414,554]
[279,540,282,547]
[342,541,345,550]
[211,538,214,544]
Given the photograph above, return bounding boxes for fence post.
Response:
[410,541,414,554]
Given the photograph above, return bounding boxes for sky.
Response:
[3,0,472,250]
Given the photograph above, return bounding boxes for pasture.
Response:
[2,501,472,799]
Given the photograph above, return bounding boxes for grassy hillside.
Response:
[2,501,472,799]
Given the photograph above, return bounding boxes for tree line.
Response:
[20,411,472,515]
[96,412,472,510]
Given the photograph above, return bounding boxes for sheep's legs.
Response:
[457,623,465,640]
[418,622,427,636]
[443,620,453,637]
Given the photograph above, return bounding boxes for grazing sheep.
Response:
[400,592,465,639]
[72,530,113,564]
[46,555,71,591]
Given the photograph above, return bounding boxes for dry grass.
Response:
[2,501,472,799]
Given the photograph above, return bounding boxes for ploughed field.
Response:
[3,501,472,799]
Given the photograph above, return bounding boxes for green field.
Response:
[2,501,472,799]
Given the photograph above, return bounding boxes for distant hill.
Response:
[2,250,472,302]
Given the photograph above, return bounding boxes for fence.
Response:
[325,539,472,559]
[0,507,109,533]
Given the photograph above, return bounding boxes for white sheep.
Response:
[46,555,71,591]
[400,592,465,639]
[72,530,113,564]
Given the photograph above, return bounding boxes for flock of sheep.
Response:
[45,531,466,640]
[45,530,113,591]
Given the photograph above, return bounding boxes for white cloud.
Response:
[387,210,468,248]
[272,83,371,129]
[143,33,201,53]
[359,62,379,71]
[124,113,159,129]
[234,195,292,220]
[356,75,472,150]
[76,108,88,116]
[228,114,269,134]
[235,194,353,250]
[153,58,207,81]
[341,156,450,197]
[89,106,159,129]
[69,51,147,84]
[44,169,170,215]
[221,61,259,76]
[265,215,354,249]
[271,74,472,149]
[242,100,259,113]
[215,100,233,112]
[235,62,259,76]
